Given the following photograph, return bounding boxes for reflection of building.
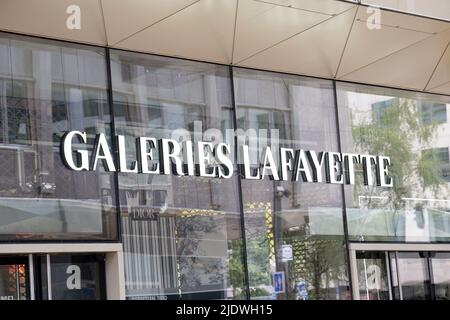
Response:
[0,1,450,301]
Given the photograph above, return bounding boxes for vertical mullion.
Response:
[105,47,122,243]
[395,251,403,300]
[46,254,52,300]
[332,79,354,299]
[229,66,250,300]
[349,249,360,299]
[427,252,435,300]
[28,254,35,300]
[385,251,393,300]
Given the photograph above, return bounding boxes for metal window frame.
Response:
[348,242,450,300]
[0,243,124,300]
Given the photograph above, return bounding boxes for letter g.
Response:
[61,131,89,171]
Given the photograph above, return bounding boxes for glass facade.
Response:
[109,50,245,300]
[337,83,450,242]
[0,31,450,300]
[233,69,350,300]
[0,33,116,240]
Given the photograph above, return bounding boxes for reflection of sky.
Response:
[347,91,393,109]
[346,91,394,125]
[347,196,450,241]
[397,258,428,285]
[0,198,103,234]
[431,259,450,284]
[307,207,345,236]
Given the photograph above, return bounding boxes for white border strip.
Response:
[349,242,450,251]
[0,243,122,254]
[28,254,35,300]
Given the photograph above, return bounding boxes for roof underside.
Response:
[0,0,449,95]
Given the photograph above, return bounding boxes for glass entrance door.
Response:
[47,253,106,300]
[390,252,432,300]
[356,251,391,300]
[355,250,450,300]
[0,256,29,300]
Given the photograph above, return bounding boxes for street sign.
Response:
[280,244,293,262]
[297,281,308,300]
[273,271,285,293]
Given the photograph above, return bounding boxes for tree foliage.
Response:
[351,98,445,209]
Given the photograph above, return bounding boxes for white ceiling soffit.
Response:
[0,0,107,45]
[338,28,450,91]
[235,5,358,78]
[426,41,450,91]
[336,8,449,78]
[0,0,449,95]
[101,0,199,46]
[430,81,450,95]
[232,0,354,64]
[112,0,237,64]
[273,0,355,15]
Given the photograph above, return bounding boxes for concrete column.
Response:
[106,250,126,300]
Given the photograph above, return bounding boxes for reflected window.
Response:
[420,102,447,125]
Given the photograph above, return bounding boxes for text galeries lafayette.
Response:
[61,131,393,187]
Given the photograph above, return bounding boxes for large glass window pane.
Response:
[110,51,245,300]
[337,82,450,242]
[396,252,431,300]
[0,32,117,240]
[234,68,350,300]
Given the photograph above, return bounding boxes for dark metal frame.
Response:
[229,66,251,300]
[332,80,354,299]
[105,48,123,244]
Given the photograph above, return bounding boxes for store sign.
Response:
[60,131,393,187]
[279,244,293,262]
[130,207,159,221]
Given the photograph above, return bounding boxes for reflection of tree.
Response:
[288,227,347,299]
[351,98,446,235]
[230,235,272,298]
[176,215,216,256]
[228,239,246,299]
[176,215,224,291]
